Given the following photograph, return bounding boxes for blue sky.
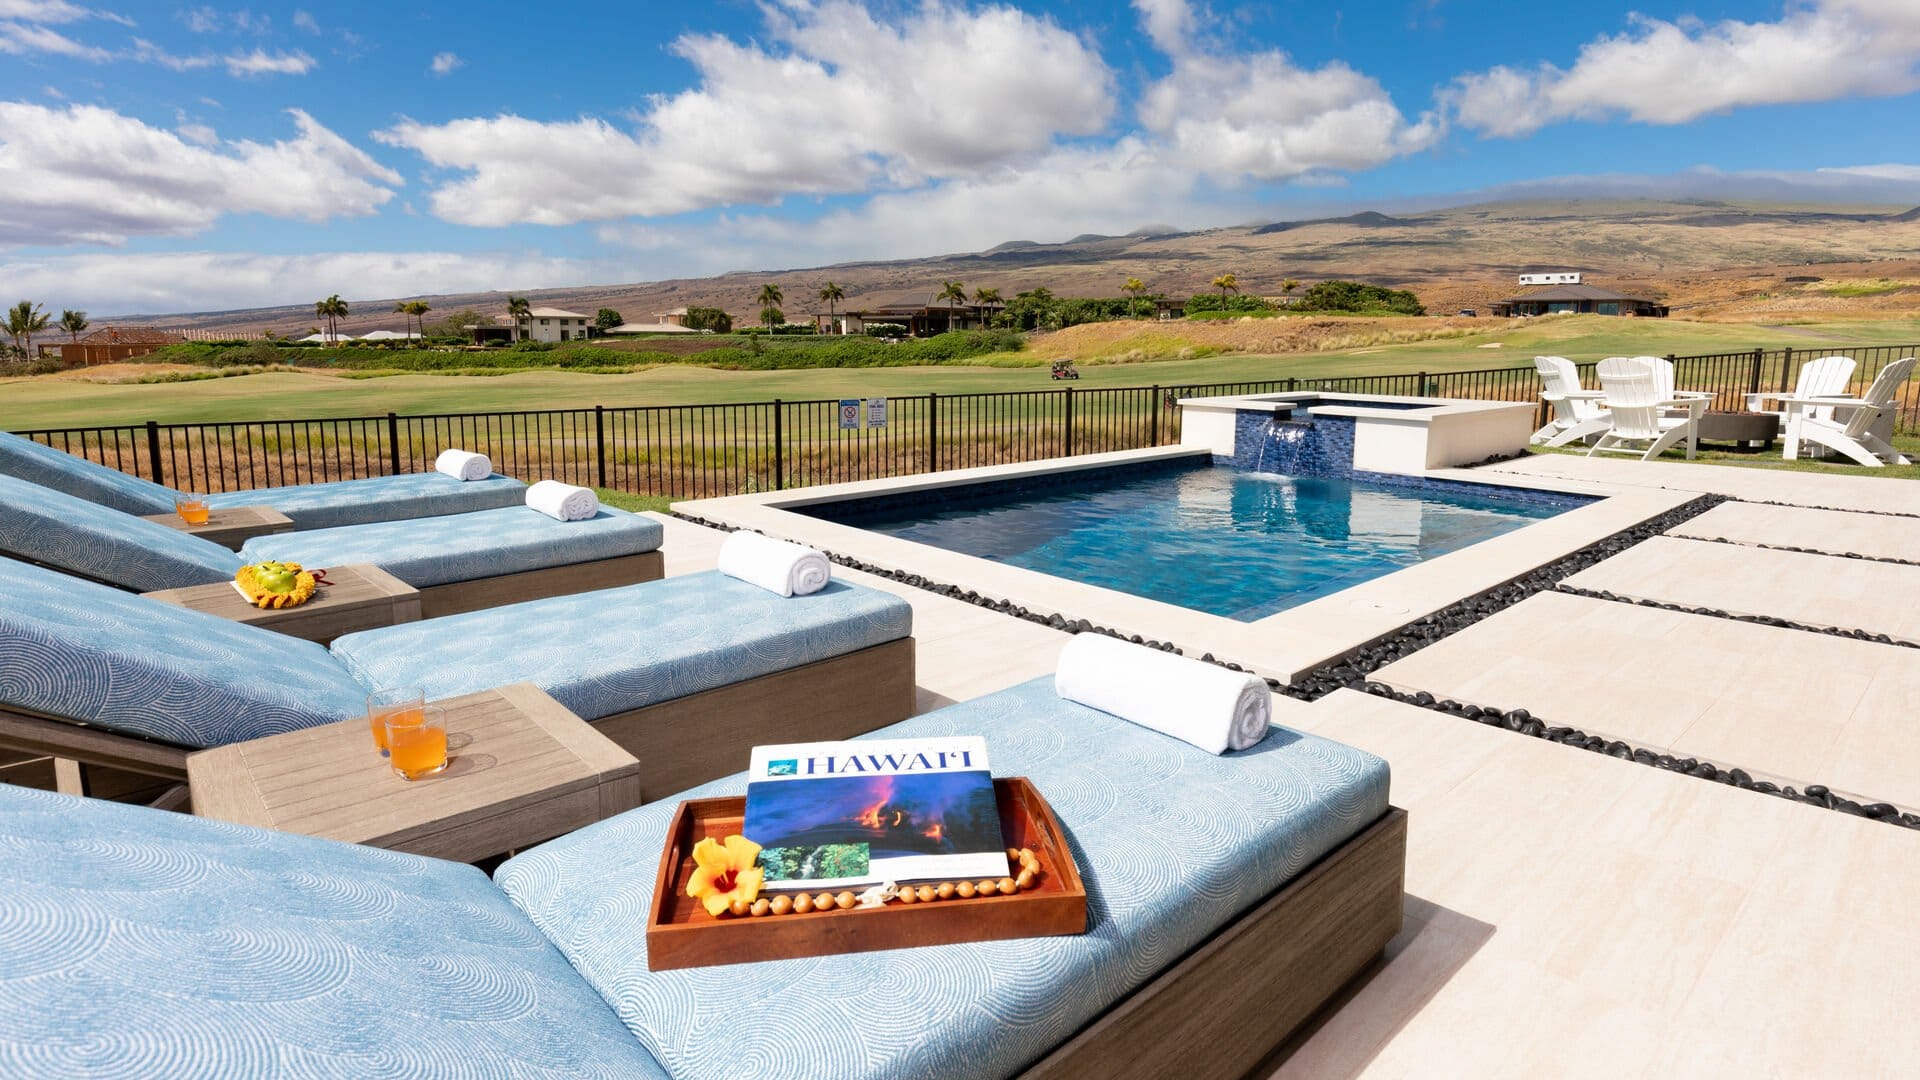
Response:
[0,0,1915,314]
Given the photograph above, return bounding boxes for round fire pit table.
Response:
[1697,411,1780,449]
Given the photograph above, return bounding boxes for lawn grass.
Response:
[595,489,676,514]
[5,315,1916,429]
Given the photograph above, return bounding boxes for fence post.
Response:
[772,400,785,490]
[144,420,164,486]
[1747,349,1764,397]
[1064,386,1075,457]
[1150,385,1161,446]
[927,393,938,474]
[386,412,402,475]
[1778,346,1794,394]
[594,405,607,489]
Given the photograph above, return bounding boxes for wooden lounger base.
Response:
[0,634,917,811]
[593,636,918,802]
[1022,806,1408,1080]
[418,549,665,619]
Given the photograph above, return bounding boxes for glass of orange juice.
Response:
[175,495,210,525]
[366,686,424,756]
[387,705,449,781]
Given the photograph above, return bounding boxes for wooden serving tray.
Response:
[646,777,1086,970]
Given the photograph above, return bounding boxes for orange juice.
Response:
[369,705,423,750]
[176,500,210,525]
[388,720,447,780]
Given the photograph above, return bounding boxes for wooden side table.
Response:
[141,504,293,550]
[143,562,421,645]
[187,683,642,863]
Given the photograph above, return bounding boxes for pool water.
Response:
[807,464,1585,621]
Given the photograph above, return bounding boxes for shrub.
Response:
[864,323,908,338]
[1292,280,1425,315]
[0,357,62,377]
[683,306,732,333]
[1182,293,1275,315]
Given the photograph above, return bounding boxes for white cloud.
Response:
[1448,2,1920,137]
[1132,0,1439,181]
[430,51,461,75]
[178,5,218,32]
[0,1,128,24]
[0,249,599,316]
[376,0,1115,225]
[292,10,317,33]
[223,48,313,76]
[0,19,110,59]
[0,103,400,246]
[1817,162,1920,181]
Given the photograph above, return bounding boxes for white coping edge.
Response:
[1177,389,1531,422]
[676,448,1696,684]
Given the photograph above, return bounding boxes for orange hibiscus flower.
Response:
[686,834,764,917]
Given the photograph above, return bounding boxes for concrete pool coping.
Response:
[675,446,1692,683]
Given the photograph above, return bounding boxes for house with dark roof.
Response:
[1490,284,1667,318]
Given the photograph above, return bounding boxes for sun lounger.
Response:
[0,473,665,618]
[0,429,528,529]
[0,677,1402,1079]
[1530,355,1610,446]
[0,555,916,800]
[1590,359,1703,460]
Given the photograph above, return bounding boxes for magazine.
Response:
[742,736,1009,891]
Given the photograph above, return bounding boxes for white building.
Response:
[514,307,594,343]
[1517,271,1583,286]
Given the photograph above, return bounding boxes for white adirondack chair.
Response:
[1589,360,1702,460]
[1625,356,1716,407]
[1781,357,1915,467]
[1748,355,1856,427]
[1530,356,1610,446]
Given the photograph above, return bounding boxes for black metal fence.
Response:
[13,343,1916,500]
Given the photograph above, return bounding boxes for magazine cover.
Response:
[742,737,1009,891]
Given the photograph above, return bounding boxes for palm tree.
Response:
[1122,277,1148,319]
[936,281,967,331]
[396,300,431,346]
[7,301,50,357]
[1281,278,1299,295]
[506,296,531,343]
[314,294,348,343]
[59,309,88,343]
[1211,273,1239,301]
[817,282,845,333]
[758,283,784,333]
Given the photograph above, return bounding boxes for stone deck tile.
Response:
[1563,534,1920,644]
[1480,453,1920,516]
[1670,499,1920,562]
[1373,589,1920,808]
[1277,689,1920,1079]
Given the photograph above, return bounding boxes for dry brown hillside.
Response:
[145,198,1920,335]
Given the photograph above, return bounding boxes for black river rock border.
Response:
[677,495,1920,830]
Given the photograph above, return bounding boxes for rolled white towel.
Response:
[526,479,599,522]
[434,449,492,481]
[717,531,831,597]
[1054,635,1270,755]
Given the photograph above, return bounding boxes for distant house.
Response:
[819,302,1004,337]
[604,322,702,335]
[653,308,690,327]
[356,330,419,342]
[1517,271,1583,286]
[471,306,594,344]
[297,332,355,344]
[55,326,186,366]
[1490,284,1667,318]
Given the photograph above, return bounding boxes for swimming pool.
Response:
[801,462,1591,621]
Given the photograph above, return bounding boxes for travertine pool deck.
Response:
[647,500,1920,1076]
[1672,499,1920,562]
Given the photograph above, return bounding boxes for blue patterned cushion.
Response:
[0,784,669,1079]
[0,474,242,592]
[204,472,527,530]
[0,430,180,515]
[0,556,368,748]
[331,571,913,721]
[496,677,1391,1080]
[239,507,663,589]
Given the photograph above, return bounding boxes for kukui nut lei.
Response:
[721,847,1044,917]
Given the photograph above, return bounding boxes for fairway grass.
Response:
[5,315,1917,429]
